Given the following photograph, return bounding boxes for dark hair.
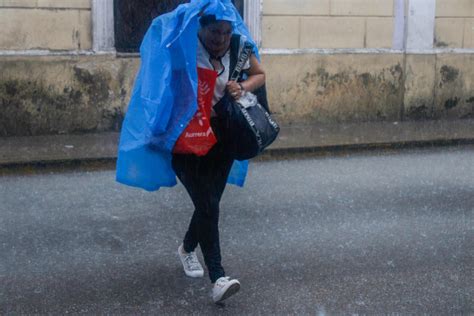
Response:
[199,14,217,27]
[199,14,233,29]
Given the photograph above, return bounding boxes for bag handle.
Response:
[229,41,253,82]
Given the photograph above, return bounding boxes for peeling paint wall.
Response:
[404,54,474,121]
[435,55,474,119]
[1,52,472,137]
[262,54,404,124]
[404,54,437,120]
[0,56,138,136]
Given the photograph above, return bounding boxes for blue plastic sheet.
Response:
[116,0,258,191]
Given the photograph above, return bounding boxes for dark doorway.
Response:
[114,0,244,53]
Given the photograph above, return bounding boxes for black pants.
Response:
[172,133,234,283]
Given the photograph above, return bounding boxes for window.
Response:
[113,0,244,53]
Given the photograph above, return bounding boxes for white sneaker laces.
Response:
[215,276,231,287]
[184,252,201,271]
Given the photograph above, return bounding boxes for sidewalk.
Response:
[1,119,473,166]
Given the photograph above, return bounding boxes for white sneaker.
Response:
[212,277,240,303]
[178,244,204,278]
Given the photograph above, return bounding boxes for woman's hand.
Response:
[226,55,266,100]
[226,81,244,100]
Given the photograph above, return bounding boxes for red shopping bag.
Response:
[173,67,218,156]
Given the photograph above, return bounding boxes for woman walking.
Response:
[174,14,265,303]
[116,0,265,304]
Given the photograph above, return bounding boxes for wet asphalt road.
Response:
[0,145,473,314]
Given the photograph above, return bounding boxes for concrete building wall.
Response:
[2,52,473,137]
[0,0,91,50]
[262,0,395,49]
[1,0,473,51]
[0,0,473,137]
[0,55,137,136]
[435,0,474,48]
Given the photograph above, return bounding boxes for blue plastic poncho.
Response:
[116,0,258,191]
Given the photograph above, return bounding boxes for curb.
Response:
[1,119,473,174]
[1,138,473,176]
